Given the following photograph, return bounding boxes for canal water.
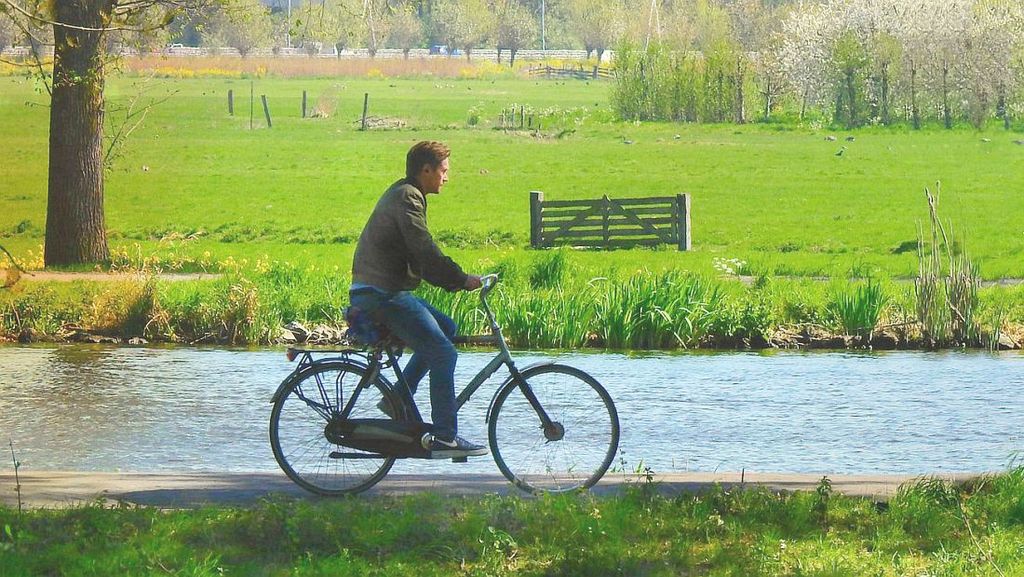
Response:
[0,345,1021,476]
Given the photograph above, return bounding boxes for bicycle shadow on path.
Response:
[2,471,973,509]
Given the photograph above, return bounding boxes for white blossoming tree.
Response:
[432,0,493,60]
[493,0,536,67]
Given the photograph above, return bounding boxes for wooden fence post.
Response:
[361,92,369,130]
[228,89,234,115]
[530,191,544,248]
[601,194,610,249]
[592,66,599,80]
[302,90,307,118]
[676,193,691,251]
[261,94,272,128]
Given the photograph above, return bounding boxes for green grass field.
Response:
[2,72,1023,280]
[2,70,1024,347]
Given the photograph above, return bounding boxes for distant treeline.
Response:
[613,0,1024,129]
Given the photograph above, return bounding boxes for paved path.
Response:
[0,471,976,509]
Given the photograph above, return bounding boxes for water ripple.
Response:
[0,345,1021,475]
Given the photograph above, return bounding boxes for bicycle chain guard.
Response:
[325,418,432,458]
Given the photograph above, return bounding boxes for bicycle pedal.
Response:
[451,456,468,463]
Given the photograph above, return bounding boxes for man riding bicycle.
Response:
[348,140,487,458]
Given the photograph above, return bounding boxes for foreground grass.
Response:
[2,470,1023,576]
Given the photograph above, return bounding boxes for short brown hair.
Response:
[406,141,450,179]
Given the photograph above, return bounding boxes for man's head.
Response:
[406,141,450,194]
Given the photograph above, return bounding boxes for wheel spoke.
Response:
[271,362,397,496]
[490,365,619,493]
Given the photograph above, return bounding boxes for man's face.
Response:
[419,158,449,194]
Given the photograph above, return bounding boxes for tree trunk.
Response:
[880,62,890,125]
[834,87,844,124]
[509,48,516,68]
[910,63,920,129]
[997,82,1009,130]
[716,71,724,123]
[45,0,112,266]
[734,56,745,124]
[845,69,857,128]
[942,59,952,129]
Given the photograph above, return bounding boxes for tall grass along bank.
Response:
[2,250,1022,349]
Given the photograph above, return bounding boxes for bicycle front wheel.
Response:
[489,364,619,493]
[270,362,398,496]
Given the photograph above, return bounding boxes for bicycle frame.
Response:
[272,273,619,495]
[279,275,557,438]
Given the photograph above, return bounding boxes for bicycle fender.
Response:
[269,358,375,404]
[483,361,559,424]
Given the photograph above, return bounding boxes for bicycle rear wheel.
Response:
[270,362,399,496]
[489,364,619,493]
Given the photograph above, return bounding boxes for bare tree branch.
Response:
[0,55,37,67]
[5,16,56,96]
[0,244,30,275]
[1,0,162,33]
[104,78,178,168]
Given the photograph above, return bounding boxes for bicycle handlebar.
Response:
[477,273,501,333]
[479,273,499,298]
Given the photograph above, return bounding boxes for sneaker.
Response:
[420,433,488,458]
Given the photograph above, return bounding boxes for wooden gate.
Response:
[525,64,614,80]
[530,192,691,251]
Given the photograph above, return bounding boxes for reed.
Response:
[916,184,981,347]
[499,287,596,349]
[916,221,948,347]
[421,267,725,349]
[592,271,722,349]
[825,280,888,339]
[528,249,572,290]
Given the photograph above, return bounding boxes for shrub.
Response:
[85,277,163,338]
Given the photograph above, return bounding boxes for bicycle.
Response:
[269,274,620,495]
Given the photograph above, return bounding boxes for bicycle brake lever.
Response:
[479,273,499,296]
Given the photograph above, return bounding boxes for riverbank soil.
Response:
[0,471,977,509]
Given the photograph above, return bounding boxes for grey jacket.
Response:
[351,178,468,292]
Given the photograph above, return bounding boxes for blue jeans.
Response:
[348,288,459,440]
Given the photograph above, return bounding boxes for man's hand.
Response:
[463,275,483,291]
